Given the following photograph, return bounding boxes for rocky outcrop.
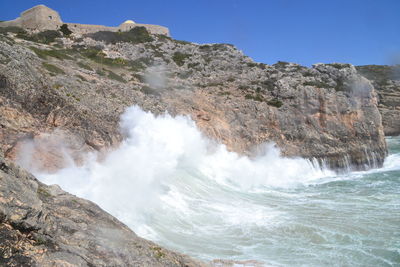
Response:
[0,20,391,267]
[0,153,207,267]
[0,30,387,170]
[356,65,400,136]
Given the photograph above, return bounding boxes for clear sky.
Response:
[1,0,399,66]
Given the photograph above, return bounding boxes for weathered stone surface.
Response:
[0,154,207,267]
[356,65,400,136]
[0,31,387,170]
[0,15,394,267]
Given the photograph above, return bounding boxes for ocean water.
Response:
[30,106,400,266]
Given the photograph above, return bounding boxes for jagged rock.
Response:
[356,65,400,136]
[0,14,396,267]
[0,32,388,170]
[0,154,207,267]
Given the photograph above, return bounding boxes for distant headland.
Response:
[0,4,170,36]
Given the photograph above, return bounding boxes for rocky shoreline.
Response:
[0,28,389,171]
[0,23,398,266]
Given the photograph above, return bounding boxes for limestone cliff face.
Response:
[0,30,387,171]
[356,65,400,136]
[0,22,391,267]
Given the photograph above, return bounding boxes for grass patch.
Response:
[42,63,65,75]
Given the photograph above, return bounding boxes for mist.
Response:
[20,105,333,233]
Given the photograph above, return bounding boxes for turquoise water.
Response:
[141,137,400,266]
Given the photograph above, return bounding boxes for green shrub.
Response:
[172,52,191,66]
[59,24,72,36]
[218,91,231,96]
[80,47,128,67]
[199,43,232,52]
[274,61,290,68]
[267,98,283,108]
[303,80,331,88]
[258,63,267,70]
[33,30,61,44]
[245,94,263,101]
[247,62,258,68]
[30,47,73,60]
[77,61,93,71]
[0,26,26,34]
[86,27,153,44]
[129,57,152,71]
[155,34,172,42]
[329,63,351,69]
[37,186,52,198]
[207,82,223,87]
[174,39,191,45]
[187,62,200,69]
[42,62,65,74]
[96,69,106,76]
[131,73,144,82]
[107,70,126,83]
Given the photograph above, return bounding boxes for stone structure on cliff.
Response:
[0,5,170,36]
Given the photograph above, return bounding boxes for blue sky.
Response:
[1,0,399,66]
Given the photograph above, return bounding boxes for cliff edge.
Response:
[0,28,387,171]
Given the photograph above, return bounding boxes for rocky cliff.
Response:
[0,26,391,266]
[0,28,388,171]
[356,65,400,136]
[0,152,206,266]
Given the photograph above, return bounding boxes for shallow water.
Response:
[32,107,400,266]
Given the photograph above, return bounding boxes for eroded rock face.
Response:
[356,65,400,136]
[0,32,387,171]
[0,154,207,267]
